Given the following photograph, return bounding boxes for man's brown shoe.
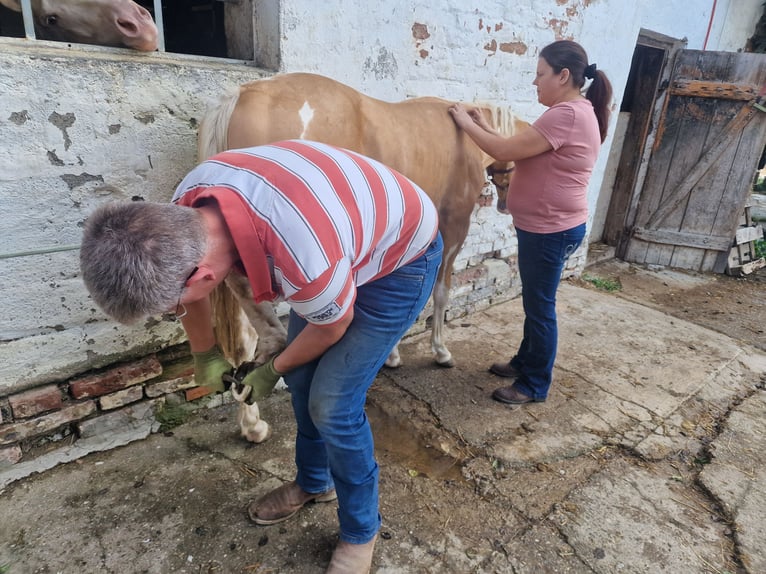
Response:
[489,362,521,378]
[492,385,544,404]
[326,534,377,574]
[248,481,337,525]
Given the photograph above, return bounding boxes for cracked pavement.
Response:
[0,262,764,573]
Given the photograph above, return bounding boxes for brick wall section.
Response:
[0,348,201,484]
[0,251,586,484]
[70,356,163,399]
[9,385,64,419]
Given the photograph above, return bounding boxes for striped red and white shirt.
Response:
[172,140,439,325]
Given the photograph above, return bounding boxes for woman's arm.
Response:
[449,103,552,162]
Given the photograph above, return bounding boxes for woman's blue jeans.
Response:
[283,234,442,544]
[509,224,586,401]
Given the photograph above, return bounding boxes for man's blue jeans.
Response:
[283,234,442,544]
[509,224,586,401]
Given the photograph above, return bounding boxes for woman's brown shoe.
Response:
[326,534,377,574]
[248,480,337,525]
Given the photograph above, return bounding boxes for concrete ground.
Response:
[0,260,764,574]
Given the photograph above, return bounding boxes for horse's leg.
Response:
[223,274,287,366]
[430,243,458,368]
[385,344,402,368]
[429,191,476,368]
[222,274,285,445]
[231,385,272,443]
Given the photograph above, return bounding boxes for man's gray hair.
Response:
[80,201,207,324]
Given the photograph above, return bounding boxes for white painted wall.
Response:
[0,44,266,392]
[278,0,762,241]
[0,0,761,393]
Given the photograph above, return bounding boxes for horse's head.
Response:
[486,161,515,213]
[1,0,158,51]
[477,103,525,213]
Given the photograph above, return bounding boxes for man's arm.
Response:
[181,296,233,392]
[272,308,354,373]
[180,296,217,352]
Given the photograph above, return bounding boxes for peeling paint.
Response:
[412,23,430,41]
[363,47,398,80]
[108,124,121,134]
[9,110,30,125]
[135,112,155,124]
[59,173,104,191]
[47,150,65,167]
[499,42,528,55]
[545,18,571,39]
[484,39,497,54]
[48,112,76,151]
[419,49,429,59]
[495,22,503,32]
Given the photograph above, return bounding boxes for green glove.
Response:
[239,356,283,401]
[192,345,233,393]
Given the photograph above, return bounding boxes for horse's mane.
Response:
[474,102,518,137]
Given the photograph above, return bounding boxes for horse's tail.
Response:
[198,85,241,161]
[197,85,257,365]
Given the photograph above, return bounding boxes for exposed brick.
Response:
[9,385,64,419]
[185,385,214,402]
[69,356,162,399]
[145,374,196,398]
[99,385,144,411]
[0,401,96,445]
[0,445,22,467]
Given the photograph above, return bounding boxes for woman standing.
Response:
[449,40,613,404]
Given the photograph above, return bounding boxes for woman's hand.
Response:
[449,103,493,133]
[448,103,475,129]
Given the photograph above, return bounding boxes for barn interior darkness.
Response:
[0,1,228,58]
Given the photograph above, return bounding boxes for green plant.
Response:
[155,402,194,432]
[755,238,766,259]
[581,273,622,292]
[0,563,11,574]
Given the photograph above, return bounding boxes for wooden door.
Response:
[622,49,766,272]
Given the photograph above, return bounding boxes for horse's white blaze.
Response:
[299,102,314,139]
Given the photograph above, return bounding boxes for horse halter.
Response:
[486,165,515,187]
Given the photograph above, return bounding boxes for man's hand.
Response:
[238,356,283,401]
[192,345,233,393]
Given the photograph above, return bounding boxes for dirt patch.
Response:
[575,259,766,351]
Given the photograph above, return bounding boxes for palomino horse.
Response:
[0,0,158,50]
[198,72,527,373]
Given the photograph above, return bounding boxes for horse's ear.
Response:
[0,0,23,12]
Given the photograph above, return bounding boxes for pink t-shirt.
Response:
[506,99,601,233]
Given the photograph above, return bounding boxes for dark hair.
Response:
[540,40,613,143]
[80,201,206,323]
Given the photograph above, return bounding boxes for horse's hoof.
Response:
[383,359,402,369]
[434,357,455,368]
